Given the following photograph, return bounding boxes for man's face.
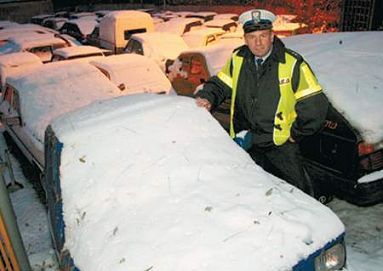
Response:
[244,29,274,57]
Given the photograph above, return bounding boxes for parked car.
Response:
[185,11,217,22]
[84,24,100,47]
[90,54,175,95]
[0,61,125,171]
[182,28,226,48]
[44,93,346,271]
[0,52,42,93]
[30,14,54,25]
[213,13,239,21]
[51,45,107,61]
[60,19,98,44]
[124,32,189,72]
[42,17,68,31]
[0,34,72,62]
[281,31,383,206]
[203,18,238,33]
[98,10,155,53]
[155,17,203,36]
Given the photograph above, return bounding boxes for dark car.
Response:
[283,32,383,206]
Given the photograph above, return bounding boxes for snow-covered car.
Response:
[185,11,217,22]
[0,61,136,171]
[155,17,203,36]
[0,34,71,63]
[90,54,175,95]
[43,93,346,271]
[182,28,226,48]
[203,18,238,33]
[124,32,189,71]
[30,14,54,25]
[0,52,43,93]
[213,13,239,21]
[282,32,383,206]
[51,45,106,61]
[42,17,68,31]
[60,19,98,44]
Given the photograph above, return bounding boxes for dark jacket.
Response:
[196,36,329,147]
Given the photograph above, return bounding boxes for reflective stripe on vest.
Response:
[273,53,298,145]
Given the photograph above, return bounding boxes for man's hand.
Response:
[195,97,212,111]
[288,136,296,143]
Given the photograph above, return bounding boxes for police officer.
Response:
[195,9,329,196]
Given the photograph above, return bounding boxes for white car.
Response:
[44,93,346,271]
[182,28,226,48]
[155,17,203,36]
[0,52,43,92]
[0,34,71,62]
[0,62,121,171]
[51,45,106,61]
[90,54,175,95]
[124,32,189,71]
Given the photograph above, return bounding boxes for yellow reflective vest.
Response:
[216,47,323,146]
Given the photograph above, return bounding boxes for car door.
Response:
[1,85,44,170]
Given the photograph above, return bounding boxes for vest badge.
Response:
[279,77,290,85]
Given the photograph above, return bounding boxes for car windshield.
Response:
[0,41,20,54]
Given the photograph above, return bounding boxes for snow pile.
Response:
[51,94,344,271]
[283,32,383,144]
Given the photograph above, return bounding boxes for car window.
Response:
[3,86,13,104]
[124,28,147,40]
[125,39,144,55]
[12,89,20,115]
[51,54,64,61]
[183,21,203,34]
[28,46,53,62]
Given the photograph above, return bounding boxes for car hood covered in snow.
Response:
[51,94,344,271]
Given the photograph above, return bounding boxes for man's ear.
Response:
[271,31,275,40]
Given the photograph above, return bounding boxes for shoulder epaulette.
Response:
[286,48,303,62]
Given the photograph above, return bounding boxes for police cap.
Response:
[239,9,276,33]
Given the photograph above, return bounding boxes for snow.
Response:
[1,27,382,271]
[283,32,383,144]
[51,94,344,270]
[90,54,174,94]
[52,45,104,59]
[3,61,120,158]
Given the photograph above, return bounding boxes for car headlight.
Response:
[315,242,346,271]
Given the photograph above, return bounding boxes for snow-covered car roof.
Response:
[50,93,344,271]
[0,23,57,35]
[283,32,383,144]
[182,28,226,48]
[204,18,237,28]
[63,19,98,36]
[3,61,121,154]
[90,54,173,94]
[130,32,189,61]
[52,45,104,59]
[155,17,203,36]
[0,34,69,54]
[0,52,43,90]
[213,13,239,21]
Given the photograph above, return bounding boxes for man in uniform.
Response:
[195,9,329,196]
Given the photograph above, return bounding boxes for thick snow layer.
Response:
[283,32,383,144]
[51,94,344,271]
[4,61,120,155]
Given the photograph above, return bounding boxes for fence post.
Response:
[0,163,31,271]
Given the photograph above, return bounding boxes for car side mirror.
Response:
[5,116,21,126]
